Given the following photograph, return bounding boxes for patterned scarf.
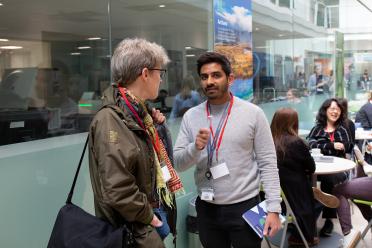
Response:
[116,87,184,208]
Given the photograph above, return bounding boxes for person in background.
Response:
[286,88,301,104]
[337,98,355,157]
[174,52,282,248]
[296,71,306,89]
[326,70,335,96]
[88,38,184,248]
[359,69,370,91]
[307,98,352,237]
[152,89,170,112]
[308,66,326,95]
[271,108,319,246]
[355,91,372,164]
[355,91,372,129]
[170,74,201,119]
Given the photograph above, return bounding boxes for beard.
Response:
[202,82,229,99]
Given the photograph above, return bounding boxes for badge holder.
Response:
[200,187,214,201]
[160,161,171,182]
[209,159,229,180]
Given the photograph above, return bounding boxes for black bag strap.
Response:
[66,136,89,204]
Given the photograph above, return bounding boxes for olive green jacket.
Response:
[88,86,165,247]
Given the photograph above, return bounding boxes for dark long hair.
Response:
[316,98,345,127]
[270,108,299,160]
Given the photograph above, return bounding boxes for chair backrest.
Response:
[353,145,372,177]
[354,145,364,165]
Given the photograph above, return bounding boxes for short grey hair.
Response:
[111,38,170,86]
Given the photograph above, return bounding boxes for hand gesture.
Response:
[195,128,210,150]
[151,108,165,125]
[334,142,344,150]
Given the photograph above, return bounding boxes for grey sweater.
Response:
[174,96,281,213]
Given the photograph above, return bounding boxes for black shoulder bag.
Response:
[47,137,135,248]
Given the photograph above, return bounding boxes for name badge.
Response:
[201,188,214,201]
[210,162,229,179]
[161,163,171,182]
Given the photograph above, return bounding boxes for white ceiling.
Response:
[0,0,339,62]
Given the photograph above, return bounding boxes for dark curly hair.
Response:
[197,52,232,77]
[316,98,346,127]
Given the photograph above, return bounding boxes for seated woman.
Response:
[307,98,353,237]
[286,88,301,104]
[271,108,319,246]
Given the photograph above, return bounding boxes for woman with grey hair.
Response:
[89,38,183,248]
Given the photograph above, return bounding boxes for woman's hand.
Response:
[367,143,372,151]
[151,108,166,124]
[150,214,163,227]
[334,142,345,150]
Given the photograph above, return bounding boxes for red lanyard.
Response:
[328,131,335,142]
[118,87,161,154]
[205,93,234,161]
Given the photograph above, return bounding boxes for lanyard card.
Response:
[210,161,229,179]
[161,162,171,182]
[201,187,214,201]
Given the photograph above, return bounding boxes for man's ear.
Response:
[228,73,234,86]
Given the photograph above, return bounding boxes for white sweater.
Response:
[173,96,281,213]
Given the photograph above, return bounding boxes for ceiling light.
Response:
[278,34,284,37]
[159,4,166,8]
[255,27,260,31]
[0,38,9,42]
[0,46,23,49]
[186,54,195,57]
[77,46,91,50]
[185,46,192,50]
[0,3,3,6]
[87,37,101,40]
[70,52,81,55]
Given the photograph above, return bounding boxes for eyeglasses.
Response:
[328,107,341,112]
[148,68,167,79]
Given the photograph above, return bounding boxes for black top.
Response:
[277,136,316,241]
[356,102,372,129]
[307,124,353,158]
[277,136,315,175]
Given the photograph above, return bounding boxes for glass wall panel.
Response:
[2,0,372,247]
[0,1,110,247]
[109,1,213,123]
[0,0,110,146]
[253,0,330,132]
[339,0,372,116]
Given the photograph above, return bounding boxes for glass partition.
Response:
[253,0,338,131]
[2,0,372,247]
[0,0,110,145]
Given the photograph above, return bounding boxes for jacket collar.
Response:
[101,85,144,131]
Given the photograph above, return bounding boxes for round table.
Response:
[314,156,356,175]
